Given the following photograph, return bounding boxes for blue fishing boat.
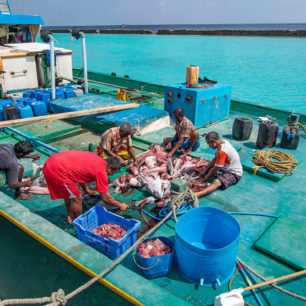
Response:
[0,2,305,306]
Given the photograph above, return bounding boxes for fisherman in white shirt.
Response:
[195,131,243,198]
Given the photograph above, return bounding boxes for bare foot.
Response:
[16,193,32,200]
[67,216,73,224]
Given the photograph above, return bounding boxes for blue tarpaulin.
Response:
[49,94,168,130]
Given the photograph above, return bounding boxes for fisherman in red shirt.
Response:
[43,151,129,223]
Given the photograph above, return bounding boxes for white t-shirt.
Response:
[215,140,243,177]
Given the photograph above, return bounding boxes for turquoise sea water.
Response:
[52,34,306,114]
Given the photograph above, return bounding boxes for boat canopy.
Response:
[0,14,44,25]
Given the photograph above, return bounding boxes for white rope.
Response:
[238,258,306,302]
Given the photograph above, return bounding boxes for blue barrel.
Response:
[23,98,37,106]
[23,91,35,98]
[175,207,240,287]
[134,236,174,279]
[33,90,45,100]
[0,99,13,107]
[14,102,24,108]
[16,98,25,105]
[56,90,65,99]
[36,91,51,102]
[18,105,34,119]
[31,101,48,116]
[63,89,75,99]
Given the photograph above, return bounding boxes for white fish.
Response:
[167,158,174,176]
[32,160,43,177]
[144,155,158,168]
[129,177,142,188]
[146,176,170,200]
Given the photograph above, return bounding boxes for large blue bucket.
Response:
[175,207,240,287]
[134,236,174,279]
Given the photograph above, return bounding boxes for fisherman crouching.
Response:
[163,107,200,158]
[195,131,243,198]
[43,151,129,223]
[97,122,137,166]
[0,141,41,200]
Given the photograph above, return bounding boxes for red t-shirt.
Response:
[44,151,108,193]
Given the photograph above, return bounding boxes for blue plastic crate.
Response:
[73,205,141,259]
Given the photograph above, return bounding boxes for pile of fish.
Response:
[137,238,172,258]
[20,161,50,195]
[109,144,209,204]
[92,223,127,240]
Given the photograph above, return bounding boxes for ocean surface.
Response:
[48,23,306,31]
[50,33,306,114]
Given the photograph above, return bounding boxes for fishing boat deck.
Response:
[0,86,305,305]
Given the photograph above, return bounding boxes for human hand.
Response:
[185,149,192,156]
[23,177,32,187]
[166,142,172,150]
[86,189,97,196]
[120,203,129,211]
[31,154,41,160]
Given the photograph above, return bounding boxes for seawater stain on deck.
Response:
[0,84,305,305]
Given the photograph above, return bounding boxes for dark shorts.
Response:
[216,171,241,190]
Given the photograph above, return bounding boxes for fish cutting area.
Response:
[0,104,305,305]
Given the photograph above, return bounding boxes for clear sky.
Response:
[10,0,306,26]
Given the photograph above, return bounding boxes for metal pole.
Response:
[5,127,60,153]
[49,34,56,100]
[80,32,88,94]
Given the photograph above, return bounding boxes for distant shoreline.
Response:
[47,28,306,37]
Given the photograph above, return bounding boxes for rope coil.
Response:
[252,150,297,174]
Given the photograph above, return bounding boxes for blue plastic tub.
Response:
[134,236,174,279]
[18,105,34,119]
[175,207,240,287]
[31,101,48,116]
[73,205,141,259]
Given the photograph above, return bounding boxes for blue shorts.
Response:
[171,138,200,151]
